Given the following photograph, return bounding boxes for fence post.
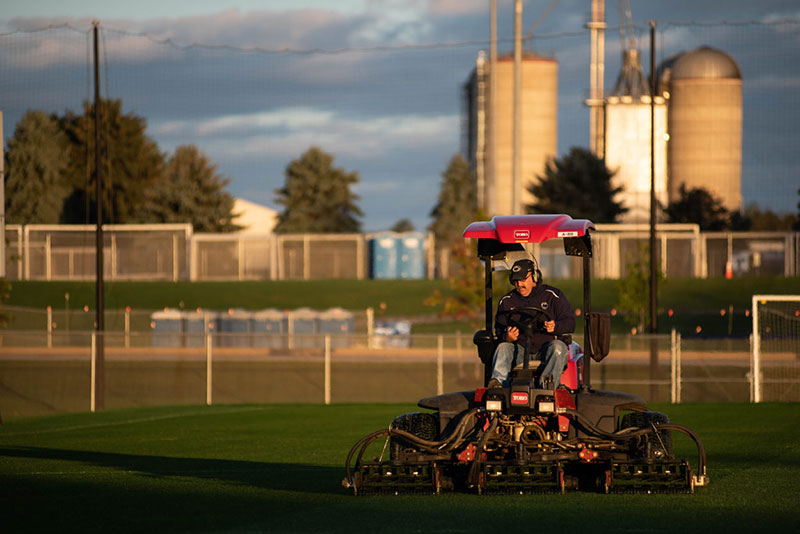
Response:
[751,295,761,403]
[90,332,96,412]
[47,306,53,349]
[676,331,682,403]
[366,307,374,349]
[324,335,331,405]
[124,307,131,349]
[206,329,213,406]
[670,329,676,404]
[437,335,444,395]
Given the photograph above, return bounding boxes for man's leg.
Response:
[536,340,568,388]
[490,342,520,386]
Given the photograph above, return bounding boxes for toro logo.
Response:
[514,229,530,241]
[511,392,529,405]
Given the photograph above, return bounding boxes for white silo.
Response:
[666,46,742,211]
[605,48,669,223]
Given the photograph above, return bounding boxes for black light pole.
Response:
[93,21,105,410]
[648,20,658,399]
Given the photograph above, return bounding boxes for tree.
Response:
[4,110,71,223]
[140,145,241,232]
[58,99,164,224]
[730,203,796,231]
[526,147,627,223]
[424,238,484,324]
[273,146,362,233]
[428,154,476,247]
[390,218,415,232]
[664,184,729,230]
[616,242,664,333]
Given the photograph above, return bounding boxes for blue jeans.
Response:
[490,340,569,388]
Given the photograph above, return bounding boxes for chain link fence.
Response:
[1,328,797,419]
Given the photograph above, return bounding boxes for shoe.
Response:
[488,378,502,389]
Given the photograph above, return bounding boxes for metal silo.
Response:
[666,46,742,211]
[464,52,558,216]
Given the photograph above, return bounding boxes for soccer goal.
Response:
[751,295,800,402]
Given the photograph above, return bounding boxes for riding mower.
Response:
[343,214,708,495]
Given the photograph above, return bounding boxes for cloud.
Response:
[152,106,457,161]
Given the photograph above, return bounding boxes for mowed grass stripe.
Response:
[1,403,798,533]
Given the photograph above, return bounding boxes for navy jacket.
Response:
[494,283,575,354]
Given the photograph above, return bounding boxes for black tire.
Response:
[620,411,673,459]
[389,412,439,461]
[391,412,439,441]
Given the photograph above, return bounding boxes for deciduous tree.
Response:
[665,184,728,230]
[526,147,626,223]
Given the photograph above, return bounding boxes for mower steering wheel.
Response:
[498,306,553,337]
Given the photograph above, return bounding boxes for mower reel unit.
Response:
[344,214,708,495]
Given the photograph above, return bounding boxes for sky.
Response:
[2,1,799,231]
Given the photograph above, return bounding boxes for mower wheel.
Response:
[391,412,439,441]
[620,411,673,459]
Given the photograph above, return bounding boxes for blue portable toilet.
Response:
[369,233,398,279]
[217,308,253,347]
[397,233,426,279]
[288,307,319,349]
[150,308,184,347]
[183,310,217,347]
[318,307,354,348]
[252,308,288,349]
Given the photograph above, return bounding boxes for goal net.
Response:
[751,295,800,402]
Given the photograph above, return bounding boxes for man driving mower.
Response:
[488,257,575,389]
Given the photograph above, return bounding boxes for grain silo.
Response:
[605,48,668,223]
[665,46,742,211]
[463,52,558,216]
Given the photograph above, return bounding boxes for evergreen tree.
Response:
[58,99,163,224]
[526,147,626,223]
[665,184,729,230]
[273,146,362,233]
[141,145,241,232]
[428,154,476,247]
[390,218,415,232]
[4,111,71,223]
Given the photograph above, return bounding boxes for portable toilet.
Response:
[288,307,319,349]
[150,308,184,347]
[318,307,354,348]
[183,309,217,347]
[369,233,398,279]
[217,308,253,347]
[252,308,288,349]
[397,233,425,279]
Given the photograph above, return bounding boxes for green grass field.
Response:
[5,276,800,336]
[1,402,798,533]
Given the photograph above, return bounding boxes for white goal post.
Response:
[751,295,800,403]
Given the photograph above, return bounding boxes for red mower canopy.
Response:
[463,214,595,244]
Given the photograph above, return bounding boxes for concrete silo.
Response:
[666,46,742,211]
[463,52,558,216]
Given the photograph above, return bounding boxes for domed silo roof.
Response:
[670,45,741,80]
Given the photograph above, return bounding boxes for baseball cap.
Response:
[509,259,534,282]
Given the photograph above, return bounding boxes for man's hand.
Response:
[505,326,519,342]
[543,320,555,333]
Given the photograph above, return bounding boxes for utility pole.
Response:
[586,0,606,157]
[487,0,497,216]
[648,20,659,400]
[93,20,105,410]
[512,0,522,214]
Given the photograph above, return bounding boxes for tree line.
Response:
[5,101,797,238]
